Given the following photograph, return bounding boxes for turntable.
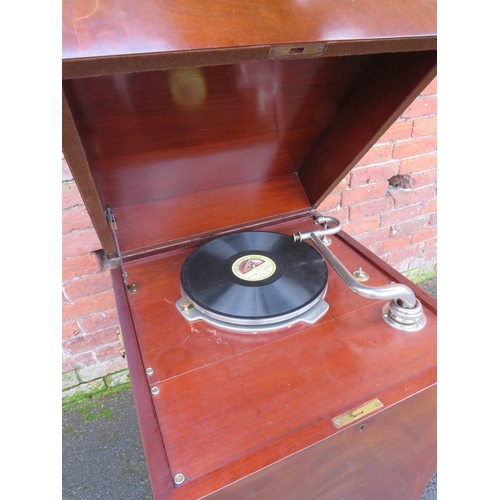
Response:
[62,1,437,498]
[177,214,426,334]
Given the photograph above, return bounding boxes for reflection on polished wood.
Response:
[63,0,437,62]
[114,217,437,499]
[63,56,369,208]
[62,2,438,497]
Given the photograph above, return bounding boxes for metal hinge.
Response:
[105,206,140,294]
[116,327,126,358]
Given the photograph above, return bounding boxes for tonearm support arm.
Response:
[293,213,426,332]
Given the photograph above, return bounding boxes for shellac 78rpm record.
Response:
[180,232,328,325]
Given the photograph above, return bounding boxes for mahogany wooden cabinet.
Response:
[62,1,437,498]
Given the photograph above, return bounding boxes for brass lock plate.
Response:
[269,43,326,58]
[333,399,384,428]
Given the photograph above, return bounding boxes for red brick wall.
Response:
[318,78,437,274]
[62,78,437,397]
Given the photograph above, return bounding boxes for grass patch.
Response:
[63,380,132,416]
[403,268,437,285]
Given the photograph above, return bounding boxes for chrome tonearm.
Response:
[293,213,426,332]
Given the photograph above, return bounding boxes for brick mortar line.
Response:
[62,288,115,304]
[342,177,437,192]
[62,228,98,236]
[62,304,118,324]
[64,339,123,358]
[391,134,437,145]
[353,149,436,171]
[376,131,437,148]
[74,319,121,337]
[62,204,86,212]
[62,270,110,285]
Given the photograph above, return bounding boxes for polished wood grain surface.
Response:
[124,217,435,385]
[121,218,436,497]
[111,268,175,499]
[63,51,436,256]
[113,175,311,256]
[203,387,437,500]
[62,0,436,61]
[63,56,369,210]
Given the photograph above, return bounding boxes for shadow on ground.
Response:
[62,278,437,500]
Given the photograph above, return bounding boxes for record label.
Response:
[232,254,277,282]
[180,231,328,324]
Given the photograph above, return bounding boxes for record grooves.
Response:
[180,232,328,326]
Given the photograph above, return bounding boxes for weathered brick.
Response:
[377,121,413,144]
[62,229,103,258]
[349,196,393,221]
[393,136,437,159]
[372,234,413,256]
[421,78,437,95]
[388,216,429,239]
[77,357,128,383]
[412,116,437,137]
[62,352,95,372]
[318,191,341,212]
[62,370,79,390]
[412,226,437,243]
[399,153,437,175]
[406,255,426,272]
[62,207,95,234]
[78,308,119,334]
[392,260,410,273]
[350,162,399,187]
[409,169,437,189]
[343,216,380,237]
[356,144,393,167]
[62,182,84,210]
[319,206,349,224]
[418,258,437,274]
[388,185,436,209]
[428,212,437,226]
[64,270,113,300]
[94,343,124,362]
[355,227,391,249]
[341,181,388,207]
[62,321,81,340]
[332,176,349,192]
[62,290,117,323]
[424,238,437,252]
[401,96,437,119]
[105,370,130,388]
[421,197,437,215]
[380,204,423,227]
[64,327,118,355]
[62,253,102,281]
[384,243,425,265]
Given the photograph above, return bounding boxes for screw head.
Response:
[174,473,185,485]
[181,300,193,311]
[334,420,342,427]
[145,367,154,376]
[151,387,159,395]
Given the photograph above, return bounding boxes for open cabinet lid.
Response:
[62,0,437,259]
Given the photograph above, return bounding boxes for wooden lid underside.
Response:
[62,1,436,257]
